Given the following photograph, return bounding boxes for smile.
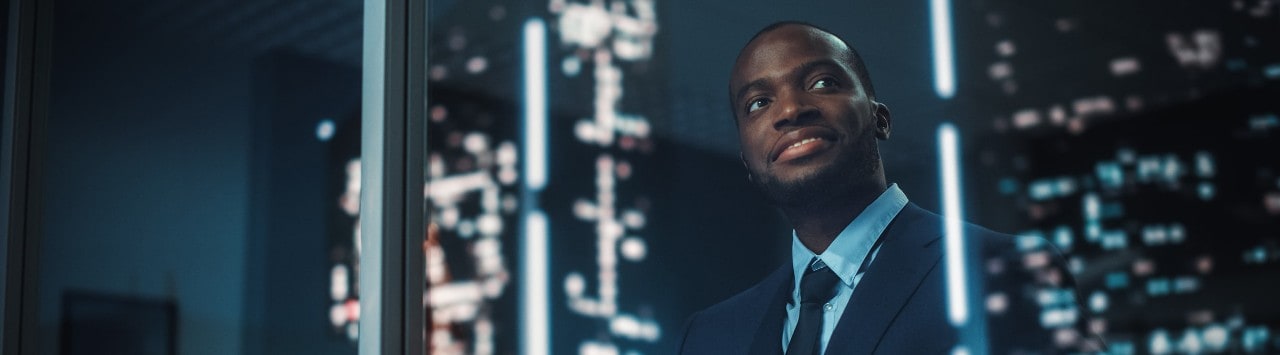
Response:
[769,126,839,163]
[788,137,822,150]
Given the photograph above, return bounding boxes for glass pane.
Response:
[419,1,1280,355]
[37,1,362,354]
[422,1,790,354]
[423,2,526,353]
[953,1,1280,352]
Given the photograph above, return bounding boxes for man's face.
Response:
[730,25,890,205]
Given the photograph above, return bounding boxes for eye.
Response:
[747,98,771,113]
[811,77,840,90]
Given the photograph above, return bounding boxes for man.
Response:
[675,22,1101,354]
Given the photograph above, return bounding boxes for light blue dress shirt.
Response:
[781,183,909,354]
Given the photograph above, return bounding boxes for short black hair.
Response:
[731,21,878,120]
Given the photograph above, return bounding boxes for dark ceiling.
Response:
[62,0,941,167]
[99,0,364,66]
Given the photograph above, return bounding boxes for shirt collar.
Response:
[791,183,909,291]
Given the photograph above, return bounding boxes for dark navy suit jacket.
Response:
[676,203,1097,354]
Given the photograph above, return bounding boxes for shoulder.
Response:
[899,205,1104,351]
[686,264,788,325]
[676,265,790,353]
[901,202,1046,263]
[892,202,1019,251]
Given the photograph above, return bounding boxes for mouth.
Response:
[769,126,838,164]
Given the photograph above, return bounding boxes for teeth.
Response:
[789,137,819,149]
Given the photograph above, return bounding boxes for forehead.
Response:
[731,25,851,85]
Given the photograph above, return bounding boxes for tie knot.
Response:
[799,264,841,304]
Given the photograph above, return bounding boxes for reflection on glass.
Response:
[423,1,665,354]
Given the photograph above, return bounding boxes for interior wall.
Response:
[37,2,255,354]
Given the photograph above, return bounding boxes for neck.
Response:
[782,182,888,254]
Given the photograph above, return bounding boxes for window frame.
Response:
[359,0,428,354]
[3,0,53,353]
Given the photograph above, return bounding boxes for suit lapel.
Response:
[747,265,792,355]
[825,203,943,355]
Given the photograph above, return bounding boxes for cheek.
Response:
[739,128,770,159]
[838,106,876,135]
[738,149,769,174]
[741,148,766,172]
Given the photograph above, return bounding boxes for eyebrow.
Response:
[732,59,847,108]
[733,79,770,109]
[796,59,844,79]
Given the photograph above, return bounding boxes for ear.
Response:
[872,101,892,140]
[739,152,753,182]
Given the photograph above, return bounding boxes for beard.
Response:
[750,141,882,211]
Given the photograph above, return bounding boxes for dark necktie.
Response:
[786,261,842,355]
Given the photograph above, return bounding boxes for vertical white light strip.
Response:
[524,18,548,191]
[523,211,550,355]
[931,0,956,99]
[522,17,550,355]
[939,123,967,326]
[358,0,385,354]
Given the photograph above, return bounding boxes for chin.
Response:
[753,156,880,209]
[755,166,841,207]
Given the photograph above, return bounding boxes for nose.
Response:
[771,90,820,130]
